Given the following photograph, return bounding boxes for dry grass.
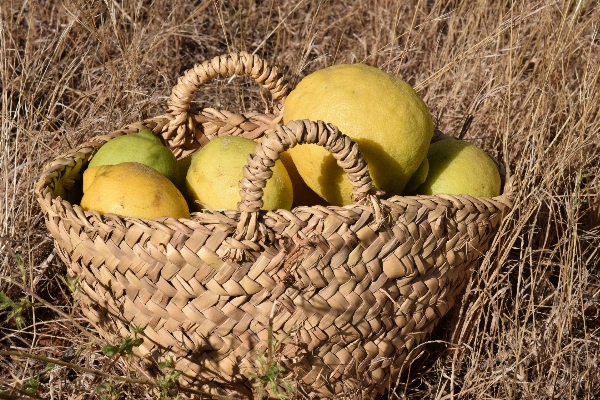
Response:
[1,0,599,398]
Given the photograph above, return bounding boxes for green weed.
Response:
[0,291,34,330]
[157,356,182,400]
[101,336,144,357]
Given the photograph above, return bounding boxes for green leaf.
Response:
[0,292,13,311]
[101,345,119,356]
[42,363,56,374]
[96,382,113,393]
[102,336,144,357]
[15,253,24,269]
[65,275,79,293]
[158,356,176,370]
[23,377,39,395]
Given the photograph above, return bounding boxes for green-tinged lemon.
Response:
[88,130,178,183]
[283,63,433,206]
[403,157,429,194]
[81,162,190,219]
[414,139,501,197]
[186,136,293,211]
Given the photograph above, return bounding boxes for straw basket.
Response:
[35,52,514,399]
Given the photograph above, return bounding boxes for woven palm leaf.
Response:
[35,52,514,399]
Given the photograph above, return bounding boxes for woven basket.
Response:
[35,52,514,399]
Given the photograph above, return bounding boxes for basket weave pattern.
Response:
[35,52,514,398]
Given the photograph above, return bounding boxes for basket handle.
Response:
[166,52,289,143]
[226,119,385,260]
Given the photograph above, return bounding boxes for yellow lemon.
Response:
[414,139,501,197]
[283,63,433,206]
[186,136,293,211]
[403,157,429,194]
[173,154,193,201]
[88,130,179,184]
[279,151,329,208]
[82,166,101,193]
[81,162,190,219]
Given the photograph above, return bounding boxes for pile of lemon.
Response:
[78,63,501,220]
[80,130,190,220]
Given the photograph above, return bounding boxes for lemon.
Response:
[279,151,328,208]
[81,162,190,219]
[414,139,501,197]
[174,154,193,199]
[82,166,101,193]
[88,130,178,184]
[403,157,429,194]
[186,136,293,211]
[283,63,433,206]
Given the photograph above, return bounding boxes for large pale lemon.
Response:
[283,63,433,206]
[414,139,501,197]
[403,157,429,194]
[279,151,329,208]
[88,130,178,184]
[81,162,190,219]
[186,136,293,211]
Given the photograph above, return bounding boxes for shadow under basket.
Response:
[35,52,514,399]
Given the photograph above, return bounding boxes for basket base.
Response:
[75,286,458,400]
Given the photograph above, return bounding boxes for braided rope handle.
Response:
[166,52,288,146]
[228,119,385,259]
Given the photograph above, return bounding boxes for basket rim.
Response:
[35,115,515,225]
[35,112,516,228]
